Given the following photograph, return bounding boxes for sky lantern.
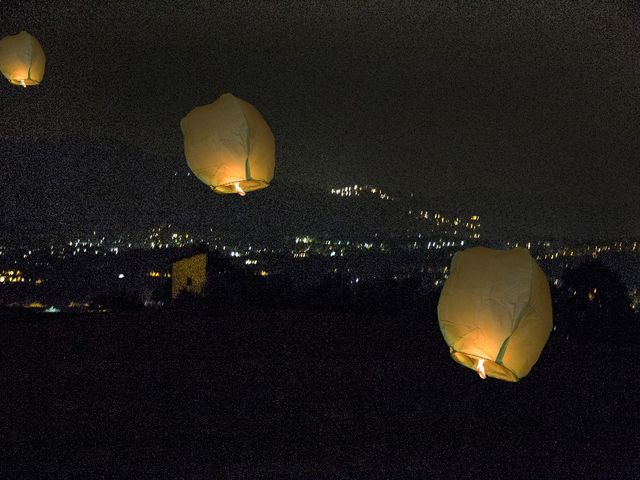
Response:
[181,93,275,196]
[438,247,553,382]
[0,31,46,87]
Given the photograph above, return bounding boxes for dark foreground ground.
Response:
[1,308,639,479]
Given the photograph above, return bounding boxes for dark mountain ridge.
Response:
[2,137,636,245]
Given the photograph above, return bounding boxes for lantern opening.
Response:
[211,179,270,195]
[8,77,40,87]
[450,350,520,382]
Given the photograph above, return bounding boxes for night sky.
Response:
[2,1,639,239]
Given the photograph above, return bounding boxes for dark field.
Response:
[2,309,639,479]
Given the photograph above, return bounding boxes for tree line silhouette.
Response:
[157,255,640,345]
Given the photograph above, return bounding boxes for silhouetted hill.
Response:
[6,136,636,244]
[425,184,640,241]
[0,137,477,245]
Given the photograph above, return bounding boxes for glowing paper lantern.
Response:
[181,93,275,195]
[438,247,553,381]
[0,31,45,87]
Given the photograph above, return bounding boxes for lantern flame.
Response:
[234,182,246,196]
[477,358,487,379]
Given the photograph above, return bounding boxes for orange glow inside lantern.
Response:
[0,31,46,87]
[438,247,553,382]
[181,93,275,195]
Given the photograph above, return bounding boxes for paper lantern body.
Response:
[0,31,45,86]
[181,93,275,194]
[438,247,553,381]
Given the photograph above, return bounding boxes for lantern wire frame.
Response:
[10,76,40,87]
[450,349,520,382]
[211,179,270,195]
